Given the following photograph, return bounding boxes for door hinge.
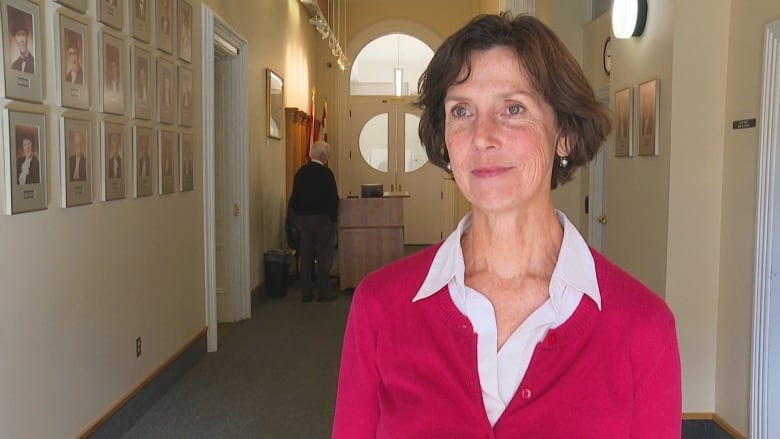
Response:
[441,191,443,200]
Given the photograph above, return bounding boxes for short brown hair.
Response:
[417,14,612,189]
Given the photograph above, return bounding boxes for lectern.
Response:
[338,196,405,290]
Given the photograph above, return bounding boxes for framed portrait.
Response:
[158,129,177,195]
[133,125,155,197]
[178,65,192,126]
[130,0,150,42]
[156,0,174,55]
[177,0,192,63]
[101,121,126,201]
[266,69,283,140]
[614,87,633,158]
[1,0,43,103]
[55,0,87,13]
[179,132,193,191]
[2,110,46,215]
[132,45,152,119]
[100,31,126,115]
[638,79,660,156]
[98,0,123,31]
[157,57,175,124]
[58,14,89,110]
[60,117,92,207]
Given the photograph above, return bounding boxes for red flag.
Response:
[308,88,316,157]
[320,99,328,142]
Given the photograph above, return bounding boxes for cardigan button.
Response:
[547,332,557,343]
[520,388,532,399]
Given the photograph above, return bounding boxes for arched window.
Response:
[350,34,433,96]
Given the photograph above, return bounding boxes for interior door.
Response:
[214,57,233,323]
[349,97,443,244]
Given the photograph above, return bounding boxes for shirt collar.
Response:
[413,210,601,310]
[311,159,325,166]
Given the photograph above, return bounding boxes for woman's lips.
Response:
[471,166,511,178]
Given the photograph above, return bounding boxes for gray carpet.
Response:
[122,280,351,439]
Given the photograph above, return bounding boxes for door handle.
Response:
[233,203,240,217]
[597,214,607,224]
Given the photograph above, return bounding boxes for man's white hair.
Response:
[309,140,331,162]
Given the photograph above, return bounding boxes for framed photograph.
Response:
[177,0,191,62]
[98,0,123,31]
[102,121,126,201]
[614,87,633,158]
[133,125,155,197]
[58,14,89,110]
[1,0,43,103]
[61,117,92,207]
[156,0,174,55]
[266,69,283,140]
[55,0,87,13]
[179,132,193,191]
[132,45,152,119]
[179,65,192,126]
[159,129,177,195]
[638,79,659,156]
[100,31,126,115]
[157,57,175,124]
[3,110,46,214]
[130,0,150,42]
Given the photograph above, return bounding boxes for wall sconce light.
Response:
[612,0,647,39]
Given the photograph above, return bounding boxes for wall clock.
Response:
[603,36,612,76]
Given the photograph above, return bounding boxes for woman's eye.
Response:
[450,106,469,118]
[507,104,524,115]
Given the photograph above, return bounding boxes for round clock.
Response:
[603,36,612,76]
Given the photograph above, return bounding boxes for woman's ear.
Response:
[556,134,575,157]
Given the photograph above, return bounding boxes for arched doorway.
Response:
[346,30,450,244]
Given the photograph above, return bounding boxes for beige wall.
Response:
[0,1,207,437]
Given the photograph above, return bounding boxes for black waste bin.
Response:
[264,249,292,297]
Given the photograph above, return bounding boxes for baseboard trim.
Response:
[77,327,208,439]
[683,412,746,439]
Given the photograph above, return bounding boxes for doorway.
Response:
[348,97,445,244]
[201,6,250,352]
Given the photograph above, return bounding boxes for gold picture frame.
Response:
[266,68,283,140]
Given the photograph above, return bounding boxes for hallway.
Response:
[122,283,351,438]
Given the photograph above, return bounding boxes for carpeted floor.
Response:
[122,278,351,439]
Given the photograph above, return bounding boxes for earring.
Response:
[445,162,452,171]
[559,156,569,169]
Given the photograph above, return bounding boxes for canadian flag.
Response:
[320,98,328,142]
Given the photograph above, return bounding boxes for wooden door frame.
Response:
[201,6,250,352]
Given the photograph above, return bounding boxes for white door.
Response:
[349,97,444,244]
[214,57,234,323]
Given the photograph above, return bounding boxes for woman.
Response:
[333,14,681,438]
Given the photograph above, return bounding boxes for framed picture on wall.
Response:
[58,14,89,110]
[100,31,126,115]
[177,0,191,63]
[638,79,659,156]
[159,129,177,194]
[133,125,155,197]
[157,57,175,124]
[130,0,150,42]
[98,0,123,31]
[3,109,47,214]
[55,0,87,13]
[102,121,126,201]
[266,69,283,140]
[61,117,92,207]
[614,87,633,158]
[157,0,174,55]
[1,0,43,103]
[179,65,192,126]
[132,45,152,119]
[179,132,193,191]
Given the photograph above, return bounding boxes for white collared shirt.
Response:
[413,210,602,426]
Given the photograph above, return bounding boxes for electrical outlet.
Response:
[136,337,142,357]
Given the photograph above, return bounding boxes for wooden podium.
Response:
[338,196,405,290]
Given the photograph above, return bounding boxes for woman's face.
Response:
[443,46,565,215]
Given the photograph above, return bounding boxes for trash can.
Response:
[264,249,292,297]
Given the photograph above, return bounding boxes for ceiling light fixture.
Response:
[300,0,349,68]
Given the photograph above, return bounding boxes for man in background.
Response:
[289,141,339,303]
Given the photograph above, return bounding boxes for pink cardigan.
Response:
[333,244,681,438]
